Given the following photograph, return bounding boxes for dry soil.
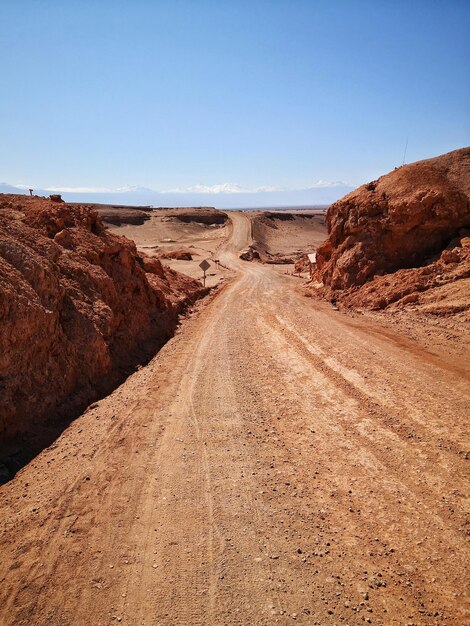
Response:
[0,213,469,626]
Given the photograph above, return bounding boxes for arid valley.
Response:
[0,148,469,626]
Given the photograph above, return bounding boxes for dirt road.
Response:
[0,213,469,626]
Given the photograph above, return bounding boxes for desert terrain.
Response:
[101,206,231,288]
[1,158,469,625]
[100,204,327,280]
[242,210,327,264]
[309,147,470,367]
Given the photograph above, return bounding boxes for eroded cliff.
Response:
[0,194,206,472]
[314,147,470,309]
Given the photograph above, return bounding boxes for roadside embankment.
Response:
[313,147,470,308]
[247,210,326,263]
[0,194,207,479]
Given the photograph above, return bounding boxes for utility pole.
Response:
[199,259,210,287]
[402,136,409,166]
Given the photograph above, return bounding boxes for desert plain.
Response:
[0,149,469,626]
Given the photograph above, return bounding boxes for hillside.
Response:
[312,148,470,308]
[0,194,206,479]
[245,210,326,263]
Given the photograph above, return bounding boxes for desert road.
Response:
[0,212,469,626]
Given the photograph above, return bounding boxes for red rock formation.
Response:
[334,233,470,310]
[49,194,64,203]
[168,208,228,225]
[0,195,206,453]
[315,148,470,304]
[159,249,193,261]
[294,255,310,274]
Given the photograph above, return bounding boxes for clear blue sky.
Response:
[0,0,469,198]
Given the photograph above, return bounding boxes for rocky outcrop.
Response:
[160,249,193,261]
[49,194,64,203]
[81,204,152,226]
[334,233,470,310]
[239,246,260,261]
[294,255,311,274]
[315,148,470,305]
[0,195,206,462]
[168,208,228,225]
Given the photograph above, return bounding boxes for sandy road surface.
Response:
[0,213,469,626]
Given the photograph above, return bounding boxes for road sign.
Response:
[307,252,317,264]
[199,259,210,287]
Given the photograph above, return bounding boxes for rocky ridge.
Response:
[167,208,228,225]
[0,194,206,475]
[314,148,470,310]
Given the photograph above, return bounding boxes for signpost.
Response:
[307,252,317,279]
[307,252,317,264]
[199,259,210,287]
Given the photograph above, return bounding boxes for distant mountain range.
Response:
[0,182,354,209]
